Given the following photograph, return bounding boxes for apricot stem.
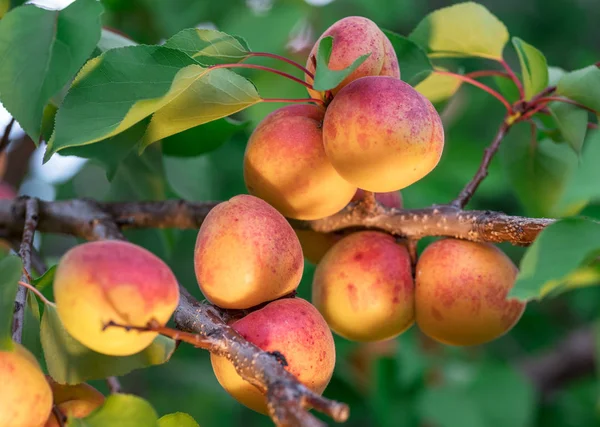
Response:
[465,70,511,80]
[208,63,314,90]
[261,97,326,107]
[434,70,512,112]
[499,59,525,99]
[17,281,54,307]
[0,118,15,153]
[245,52,315,79]
[534,96,599,115]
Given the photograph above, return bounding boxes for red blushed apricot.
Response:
[244,104,356,220]
[44,378,104,427]
[0,182,16,199]
[0,343,53,427]
[323,76,444,192]
[305,17,398,98]
[298,190,402,265]
[210,298,335,414]
[415,239,526,346]
[312,231,414,341]
[194,195,303,309]
[53,240,180,356]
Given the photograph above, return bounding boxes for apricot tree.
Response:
[0,1,599,426]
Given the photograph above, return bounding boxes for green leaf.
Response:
[409,2,509,60]
[60,120,149,181]
[69,394,159,427]
[555,130,600,215]
[415,70,462,103]
[493,75,521,104]
[381,29,432,86]
[32,265,56,291]
[501,132,578,217]
[548,101,588,154]
[164,28,249,65]
[418,384,487,427]
[312,36,370,91]
[46,45,260,160]
[40,304,176,384]
[97,28,136,53]
[158,413,200,427]
[0,0,8,19]
[0,0,103,141]
[0,255,23,350]
[162,118,247,157]
[512,37,548,100]
[509,218,600,301]
[556,65,600,112]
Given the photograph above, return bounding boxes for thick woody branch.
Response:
[0,199,554,246]
[12,197,39,343]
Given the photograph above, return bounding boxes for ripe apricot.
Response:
[53,240,180,356]
[323,76,444,192]
[210,298,335,414]
[312,231,414,341]
[415,239,526,346]
[44,378,104,426]
[195,195,303,309]
[0,182,15,199]
[0,343,53,427]
[244,104,356,220]
[305,16,400,98]
[297,190,402,264]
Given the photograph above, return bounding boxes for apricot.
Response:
[297,190,403,264]
[0,182,15,199]
[244,104,356,220]
[0,343,53,427]
[53,240,180,356]
[195,195,303,309]
[312,231,414,341]
[210,298,335,414]
[415,239,526,346]
[44,378,104,426]
[305,16,400,98]
[322,76,445,192]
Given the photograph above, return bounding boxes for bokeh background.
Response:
[3,0,600,426]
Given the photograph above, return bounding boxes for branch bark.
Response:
[12,197,39,343]
[0,199,554,246]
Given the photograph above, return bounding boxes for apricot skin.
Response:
[323,76,444,192]
[0,182,15,199]
[210,298,335,414]
[0,343,53,427]
[305,16,400,98]
[415,239,526,346]
[297,190,402,264]
[53,240,180,356]
[312,231,414,342]
[244,104,356,220]
[194,195,303,309]
[44,379,104,426]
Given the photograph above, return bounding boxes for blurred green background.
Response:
[9,0,600,426]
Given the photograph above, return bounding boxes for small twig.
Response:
[262,97,326,107]
[12,197,39,343]
[0,118,15,153]
[106,377,122,394]
[208,63,314,90]
[535,96,599,115]
[17,281,53,306]
[406,239,418,270]
[434,70,512,112]
[499,59,525,99]
[359,191,378,213]
[245,52,315,79]
[451,118,511,208]
[465,70,511,80]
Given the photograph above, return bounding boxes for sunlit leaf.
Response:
[512,37,548,100]
[415,70,462,103]
[164,28,249,65]
[409,2,509,60]
[509,218,600,301]
[312,36,370,91]
[0,0,102,141]
[69,394,159,427]
[158,412,200,427]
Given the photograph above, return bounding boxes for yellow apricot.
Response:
[415,239,526,346]
[54,240,180,356]
[0,343,53,427]
[194,195,303,309]
[244,104,356,220]
[323,76,444,192]
[210,298,335,414]
[44,378,104,426]
[312,231,414,341]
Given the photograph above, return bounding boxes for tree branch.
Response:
[0,199,553,246]
[451,118,511,208]
[12,197,39,343]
